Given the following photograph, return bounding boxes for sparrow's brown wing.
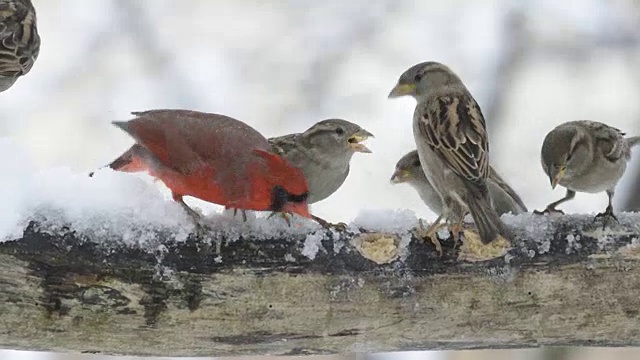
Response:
[416,94,490,184]
[576,120,628,162]
[0,0,40,79]
[268,133,302,157]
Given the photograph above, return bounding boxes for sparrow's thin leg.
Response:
[414,217,444,257]
[413,215,459,257]
[534,189,576,215]
[312,215,347,231]
[594,189,619,229]
[449,213,469,250]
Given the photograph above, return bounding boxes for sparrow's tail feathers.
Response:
[464,182,511,244]
[626,136,640,149]
[488,169,528,214]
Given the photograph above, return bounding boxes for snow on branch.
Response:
[1,208,640,357]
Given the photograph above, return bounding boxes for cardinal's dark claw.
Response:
[268,212,292,227]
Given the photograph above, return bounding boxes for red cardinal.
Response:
[100,109,311,219]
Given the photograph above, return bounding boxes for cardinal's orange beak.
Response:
[284,202,312,219]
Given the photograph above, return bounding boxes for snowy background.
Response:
[2,0,640,359]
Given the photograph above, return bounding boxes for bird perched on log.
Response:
[391,150,526,256]
[535,120,640,228]
[269,119,373,204]
[97,110,312,223]
[260,119,373,228]
[0,0,40,92]
[388,61,510,260]
[391,150,527,216]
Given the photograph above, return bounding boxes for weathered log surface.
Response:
[1,213,640,357]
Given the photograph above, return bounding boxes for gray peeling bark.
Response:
[1,215,640,357]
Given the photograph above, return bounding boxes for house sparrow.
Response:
[391,150,527,216]
[269,119,373,228]
[389,61,510,260]
[535,120,640,227]
[0,0,40,92]
[104,110,312,222]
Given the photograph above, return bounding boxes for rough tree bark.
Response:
[1,213,640,357]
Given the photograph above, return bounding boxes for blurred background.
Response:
[2,0,640,359]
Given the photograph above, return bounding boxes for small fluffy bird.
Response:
[0,0,40,92]
[388,61,510,255]
[536,120,640,224]
[98,110,312,221]
[391,150,527,216]
[269,119,373,204]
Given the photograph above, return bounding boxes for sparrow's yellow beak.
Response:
[388,83,416,98]
[348,129,374,153]
[390,169,411,184]
[551,166,566,189]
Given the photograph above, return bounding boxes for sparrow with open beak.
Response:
[535,120,640,227]
[269,119,373,228]
[389,61,511,261]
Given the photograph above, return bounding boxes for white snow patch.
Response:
[581,212,640,251]
[503,212,556,240]
[351,208,418,233]
[566,234,582,254]
[203,211,322,243]
[301,231,324,260]
[0,139,195,244]
[537,238,551,254]
[396,233,414,261]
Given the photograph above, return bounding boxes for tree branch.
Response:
[1,213,640,357]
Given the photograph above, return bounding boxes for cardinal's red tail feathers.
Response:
[112,120,171,166]
[108,144,149,173]
[89,144,149,177]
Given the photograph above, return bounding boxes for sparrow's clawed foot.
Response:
[413,218,447,257]
[533,206,565,215]
[594,205,619,230]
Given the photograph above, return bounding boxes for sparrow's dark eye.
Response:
[412,159,421,167]
[414,71,424,82]
[335,127,344,135]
